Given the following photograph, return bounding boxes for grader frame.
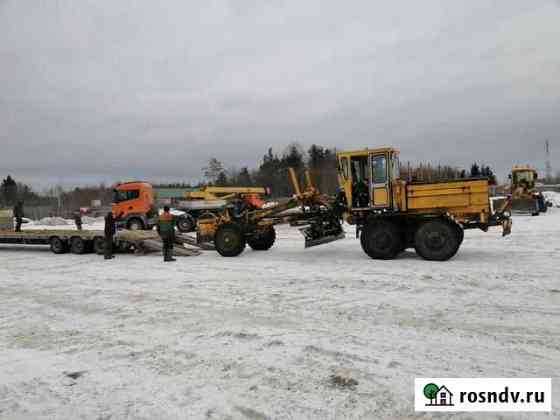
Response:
[196,168,344,256]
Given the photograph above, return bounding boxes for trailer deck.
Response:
[0,229,105,254]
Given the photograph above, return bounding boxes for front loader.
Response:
[509,166,547,215]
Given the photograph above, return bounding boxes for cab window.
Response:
[113,189,140,202]
[372,155,387,184]
[351,157,369,184]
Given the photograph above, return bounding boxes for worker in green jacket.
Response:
[157,206,176,262]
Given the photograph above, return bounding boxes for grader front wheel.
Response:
[414,220,461,261]
[215,223,246,257]
[247,227,276,251]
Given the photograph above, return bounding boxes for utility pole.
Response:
[545,140,552,182]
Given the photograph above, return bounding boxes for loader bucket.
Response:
[511,197,539,215]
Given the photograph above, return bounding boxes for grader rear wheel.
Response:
[215,223,246,257]
[247,226,276,251]
[360,221,401,260]
[414,219,461,261]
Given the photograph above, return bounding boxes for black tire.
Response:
[247,227,276,251]
[70,237,87,254]
[456,225,464,247]
[118,241,133,253]
[50,237,67,254]
[215,223,246,257]
[177,215,196,233]
[127,218,144,230]
[414,219,461,261]
[93,237,105,255]
[360,220,401,260]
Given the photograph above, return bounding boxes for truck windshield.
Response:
[113,189,140,202]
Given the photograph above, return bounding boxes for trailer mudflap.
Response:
[502,218,512,237]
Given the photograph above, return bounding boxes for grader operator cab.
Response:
[196,146,512,261]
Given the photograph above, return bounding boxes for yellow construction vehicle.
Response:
[197,146,512,261]
[509,165,547,215]
[176,186,269,232]
[336,147,511,260]
[185,186,268,201]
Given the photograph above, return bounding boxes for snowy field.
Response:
[1,211,559,419]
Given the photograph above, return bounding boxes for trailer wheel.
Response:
[93,237,105,255]
[215,224,246,257]
[247,227,276,251]
[50,237,67,254]
[414,219,461,261]
[177,214,196,233]
[360,221,401,259]
[118,241,133,253]
[70,237,87,254]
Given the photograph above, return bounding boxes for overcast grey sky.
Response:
[1,0,559,189]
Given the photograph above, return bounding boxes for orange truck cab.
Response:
[112,182,157,230]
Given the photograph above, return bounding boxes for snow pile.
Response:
[542,191,560,207]
[37,217,70,226]
[81,216,104,225]
[262,201,279,209]
[158,208,185,216]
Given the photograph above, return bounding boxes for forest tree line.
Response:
[5,142,559,210]
[200,143,499,196]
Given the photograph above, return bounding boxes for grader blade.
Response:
[303,229,345,248]
[299,217,345,248]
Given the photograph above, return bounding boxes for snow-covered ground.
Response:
[1,211,559,419]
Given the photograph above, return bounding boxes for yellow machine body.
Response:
[336,147,505,229]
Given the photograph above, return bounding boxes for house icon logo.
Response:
[423,383,454,407]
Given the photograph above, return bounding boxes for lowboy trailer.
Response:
[0,230,109,255]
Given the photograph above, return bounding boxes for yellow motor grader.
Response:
[197,146,512,261]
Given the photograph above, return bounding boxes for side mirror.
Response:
[508,174,512,180]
